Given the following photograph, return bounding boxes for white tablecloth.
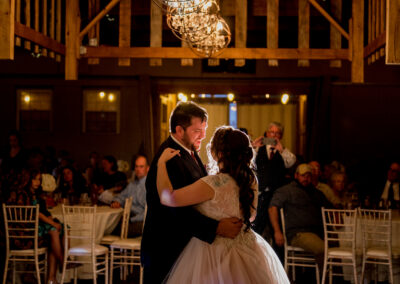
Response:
[49,205,123,280]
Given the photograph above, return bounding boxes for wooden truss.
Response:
[0,0,396,82]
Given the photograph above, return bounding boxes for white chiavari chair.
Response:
[280,208,320,284]
[100,197,133,245]
[359,208,400,284]
[60,205,109,284]
[321,208,358,284]
[2,204,47,284]
[109,206,146,284]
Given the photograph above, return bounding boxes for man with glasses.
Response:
[377,162,400,209]
[252,122,296,247]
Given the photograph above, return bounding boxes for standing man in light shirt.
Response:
[111,154,149,237]
[252,121,296,241]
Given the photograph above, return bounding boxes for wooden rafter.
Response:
[79,0,120,39]
[81,46,350,60]
[308,0,349,41]
[14,22,65,55]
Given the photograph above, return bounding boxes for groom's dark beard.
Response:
[182,132,197,151]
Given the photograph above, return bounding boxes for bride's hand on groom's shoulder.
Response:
[159,148,180,165]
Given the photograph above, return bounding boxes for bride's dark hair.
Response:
[207,126,256,230]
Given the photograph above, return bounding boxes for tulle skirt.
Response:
[164,230,290,284]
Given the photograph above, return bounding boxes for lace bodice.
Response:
[195,173,243,221]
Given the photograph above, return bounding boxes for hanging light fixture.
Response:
[152,0,208,15]
[166,1,220,43]
[189,16,231,57]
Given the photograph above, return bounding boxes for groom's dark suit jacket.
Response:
[141,136,219,283]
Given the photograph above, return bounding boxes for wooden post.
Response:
[367,0,372,64]
[56,0,61,61]
[15,0,21,46]
[267,0,279,66]
[24,0,31,50]
[181,40,193,66]
[49,0,55,58]
[379,0,385,57]
[298,0,310,67]
[235,0,247,67]
[375,0,380,60]
[330,0,342,67]
[34,0,39,53]
[386,0,400,64]
[65,0,80,80]
[0,0,14,59]
[42,0,48,56]
[118,0,131,66]
[88,0,100,64]
[351,0,364,82]
[150,1,162,66]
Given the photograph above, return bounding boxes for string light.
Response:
[24,95,31,103]
[227,93,235,102]
[281,93,289,104]
[108,93,115,102]
[99,92,105,99]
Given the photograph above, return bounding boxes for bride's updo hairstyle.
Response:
[207,126,256,230]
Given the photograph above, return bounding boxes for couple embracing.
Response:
[141,101,289,284]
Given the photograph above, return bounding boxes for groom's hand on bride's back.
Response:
[216,217,243,238]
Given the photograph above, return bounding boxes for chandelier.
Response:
[153,0,231,57]
[152,0,208,15]
[166,1,220,43]
[189,17,231,57]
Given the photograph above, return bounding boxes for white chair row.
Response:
[3,201,143,284]
[280,207,400,284]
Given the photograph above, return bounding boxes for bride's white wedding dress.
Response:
[164,173,290,284]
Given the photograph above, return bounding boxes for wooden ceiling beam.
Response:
[79,0,120,39]
[81,46,350,60]
[308,0,349,41]
[14,22,65,55]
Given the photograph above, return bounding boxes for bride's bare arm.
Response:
[157,148,214,207]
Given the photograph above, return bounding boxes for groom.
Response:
[141,101,243,283]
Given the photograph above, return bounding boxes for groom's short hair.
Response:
[170,101,208,133]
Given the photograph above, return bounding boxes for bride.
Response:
[157,126,289,284]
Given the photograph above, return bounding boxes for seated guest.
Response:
[309,161,341,207]
[268,164,332,272]
[111,155,149,237]
[329,171,356,208]
[56,165,88,205]
[95,155,127,204]
[375,162,400,209]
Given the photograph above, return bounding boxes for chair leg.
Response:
[110,249,114,284]
[329,264,332,284]
[322,258,327,284]
[360,258,366,284]
[352,260,358,284]
[139,266,144,284]
[60,255,68,284]
[315,263,320,284]
[35,256,41,284]
[12,260,15,284]
[2,255,9,284]
[389,261,394,284]
[105,253,109,284]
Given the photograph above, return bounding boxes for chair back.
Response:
[120,197,133,239]
[3,204,40,253]
[358,209,391,254]
[321,208,357,252]
[279,208,289,249]
[62,205,96,250]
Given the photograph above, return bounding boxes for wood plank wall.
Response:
[386,0,400,64]
[0,0,14,59]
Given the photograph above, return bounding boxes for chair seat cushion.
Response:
[110,237,142,249]
[327,247,354,257]
[69,244,108,256]
[11,247,47,256]
[287,246,305,252]
[366,247,390,258]
[101,234,121,244]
